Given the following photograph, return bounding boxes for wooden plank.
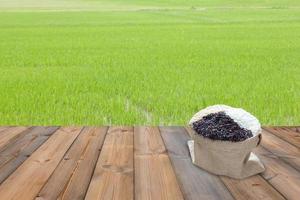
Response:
[0,127,82,200]
[184,127,284,200]
[85,126,134,200]
[253,146,300,200]
[185,127,194,138]
[221,175,285,200]
[160,127,233,200]
[0,127,29,150]
[263,127,300,148]
[0,126,59,183]
[0,126,10,133]
[271,126,300,133]
[287,126,300,134]
[261,129,300,171]
[134,126,184,200]
[37,127,108,200]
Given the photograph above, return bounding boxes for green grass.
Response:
[0,0,299,125]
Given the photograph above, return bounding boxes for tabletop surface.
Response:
[0,126,299,200]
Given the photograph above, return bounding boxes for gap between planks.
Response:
[0,127,59,184]
[263,127,300,149]
[85,126,134,200]
[37,127,108,200]
[0,127,83,200]
[160,126,234,200]
[134,126,184,200]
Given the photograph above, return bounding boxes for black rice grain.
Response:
[192,112,253,142]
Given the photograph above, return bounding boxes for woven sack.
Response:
[188,105,265,179]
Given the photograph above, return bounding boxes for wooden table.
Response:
[0,126,299,200]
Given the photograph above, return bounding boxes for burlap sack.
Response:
[188,105,265,179]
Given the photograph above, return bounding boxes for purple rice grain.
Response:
[192,112,253,142]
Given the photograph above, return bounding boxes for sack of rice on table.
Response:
[187,105,265,179]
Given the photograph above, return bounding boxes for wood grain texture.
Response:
[0,126,59,183]
[0,127,29,150]
[261,129,300,171]
[0,127,83,200]
[274,126,300,134]
[161,127,234,200]
[263,127,300,148]
[221,175,285,200]
[37,127,108,200]
[0,126,299,200]
[287,127,300,134]
[85,126,134,200]
[254,146,300,200]
[185,126,284,200]
[0,126,9,133]
[134,126,184,200]
[185,127,194,138]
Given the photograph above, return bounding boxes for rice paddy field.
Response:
[0,0,299,125]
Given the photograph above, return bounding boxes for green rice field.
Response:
[0,0,299,125]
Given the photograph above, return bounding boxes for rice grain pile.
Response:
[192,112,253,142]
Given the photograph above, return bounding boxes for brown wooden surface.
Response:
[135,127,184,200]
[263,127,300,148]
[0,127,82,200]
[161,127,234,200]
[85,126,134,200]
[260,129,300,172]
[0,126,299,200]
[0,127,28,150]
[254,146,300,199]
[37,127,107,200]
[0,127,59,184]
